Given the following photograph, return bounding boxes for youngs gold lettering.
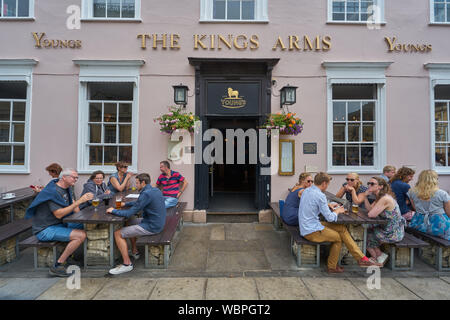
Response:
[32,32,81,49]
[384,36,432,53]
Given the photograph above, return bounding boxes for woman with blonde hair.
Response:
[281,172,313,226]
[336,172,367,207]
[407,170,450,241]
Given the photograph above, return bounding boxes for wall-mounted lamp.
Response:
[173,84,189,108]
[280,85,298,108]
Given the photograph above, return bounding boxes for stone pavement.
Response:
[0,223,449,300]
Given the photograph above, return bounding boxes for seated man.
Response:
[106,173,166,275]
[156,160,188,209]
[298,172,381,274]
[25,168,93,277]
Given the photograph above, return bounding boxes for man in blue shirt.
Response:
[106,173,166,275]
[298,172,381,274]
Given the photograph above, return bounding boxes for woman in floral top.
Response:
[363,177,406,265]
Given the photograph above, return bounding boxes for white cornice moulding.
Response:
[73,60,145,67]
[322,62,393,69]
[424,63,450,70]
[0,59,38,66]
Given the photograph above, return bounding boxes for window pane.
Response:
[332,145,345,166]
[346,1,359,21]
[362,124,375,142]
[435,85,450,99]
[227,0,240,19]
[4,0,17,17]
[122,0,135,18]
[0,81,27,99]
[333,124,345,142]
[435,102,448,121]
[0,146,11,164]
[333,1,345,13]
[0,101,10,121]
[13,145,24,165]
[107,0,120,17]
[361,1,373,13]
[89,124,101,143]
[242,0,255,19]
[348,102,361,121]
[348,124,360,141]
[89,146,103,165]
[104,146,118,165]
[435,145,446,166]
[13,102,25,121]
[89,103,102,122]
[213,0,225,19]
[333,101,346,121]
[104,125,117,143]
[347,145,359,166]
[362,102,375,121]
[435,3,445,22]
[104,103,117,122]
[0,123,9,142]
[447,3,450,22]
[333,84,376,99]
[18,0,29,17]
[88,82,133,101]
[333,13,345,20]
[119,103,132,122]
[361,145,374,166]
[13,123,24,142]
[119,146,132,163]
[435,123,448,142]
[119,125,131,143]
[93,0,106,17]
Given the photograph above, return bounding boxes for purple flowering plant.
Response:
[262,112,304,136]
[154,106,199,135]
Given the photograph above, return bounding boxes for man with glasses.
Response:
[25,168,94,277]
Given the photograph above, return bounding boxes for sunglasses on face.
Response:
[306,180,313,183]
[367,182,377,186]
[346,178,355,182]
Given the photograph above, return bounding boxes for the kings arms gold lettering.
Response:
[384,36,432,53]
[32,32,81,49]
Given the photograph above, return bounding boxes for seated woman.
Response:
[390,166,415,221]
[336,173,367,208]
[108,161,133,194]
[79,170,111,210]
[31,163,63,193]
[363,177,406,265]
[281,172,313,226]
[408,170,450,241]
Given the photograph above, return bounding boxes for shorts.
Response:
[36,223,84,242]
[164,196,178,209]
[120,216,156,238]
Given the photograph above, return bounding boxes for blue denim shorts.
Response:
[164,196,178,208]
[36,223,84,242]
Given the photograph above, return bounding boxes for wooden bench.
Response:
[19,235,60,270]
[136,202,186,268]
[383,232,430,271]
[270,202,329,267]
[0,219,32,265]
[407,227,450,271]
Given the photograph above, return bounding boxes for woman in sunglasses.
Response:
[363,177,406,265]
[108,161,133,194]
[281,172,313,226]
[336,173,368,207]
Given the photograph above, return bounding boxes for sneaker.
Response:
[377,253,389,265]
[358,257,382,268]
[128,250,140,260]
[49,263,70,278]
[108,264,133,275]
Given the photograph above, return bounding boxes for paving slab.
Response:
[254,231,287,250]
[206,278,259,300]
[0,278,9,289]
[302,277,367,300]
[178,225,211,242]
[93,278,156,300]
[347,278,421,300]
[206,251,270,272]
[37,278,107,300]
[169,239,209,271]
[225,224,259,241]
[210,225,225,240]
[254,224,274,231]
[255,277,313,300]
[395,277,450,300]
[264,248,298,271]
[440,277,450,284]
[209,240,262,252]
[149,278,206,300]
[0,278,60,300]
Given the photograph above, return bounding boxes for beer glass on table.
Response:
[352,203,359,214]
[92,198,100,211]
[116,196,122,209]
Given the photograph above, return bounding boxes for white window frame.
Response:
[425,63,450,174]
[323,62,392,174]
[74,60,144,174]
[327,0,385,24]
[0,59,37,174]
[0,0,34,19]
[200,0,268,22]
[81,0,141,21]
[430,0,450,24]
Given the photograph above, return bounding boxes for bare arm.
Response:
[53,193,93,219]
[444,200,450,218]
[336,186,346,199]
[110,176,130,193]
[368,196,391,219]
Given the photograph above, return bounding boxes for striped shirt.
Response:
[156,170,185,197]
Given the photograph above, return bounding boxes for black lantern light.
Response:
[173,84,189,107]
[280,85,298,108]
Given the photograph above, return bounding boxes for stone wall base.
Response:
[258,209,273,224]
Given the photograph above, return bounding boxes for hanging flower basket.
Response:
[261,112,304,136]
[154,106,199,135]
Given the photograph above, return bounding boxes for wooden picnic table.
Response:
[0,187,36,222]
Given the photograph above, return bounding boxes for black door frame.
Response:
[189,58,279,211]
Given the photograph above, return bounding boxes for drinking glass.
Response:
[116,197,122,209]
[92,198,100,211]
[352,203,359,214]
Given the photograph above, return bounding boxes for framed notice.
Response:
[279,139,295,176]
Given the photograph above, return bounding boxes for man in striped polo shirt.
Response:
[156,161,188,208]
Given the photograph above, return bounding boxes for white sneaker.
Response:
[377,253,389,265]
[128,250,140,260]
[108,264,133,275]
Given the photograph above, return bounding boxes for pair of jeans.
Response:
[164,196,178,209]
